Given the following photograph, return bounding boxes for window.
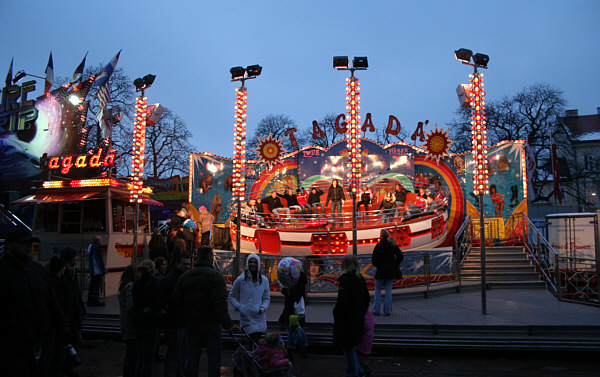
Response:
[583,155,595,172]
[82,199,107,232]
[112,199,149,233]
[61,203,82,233]
[34,203,59,232]
[586,187,597,205]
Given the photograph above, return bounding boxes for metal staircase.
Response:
[460,246,546,289]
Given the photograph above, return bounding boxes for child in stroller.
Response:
[232,331,294,377]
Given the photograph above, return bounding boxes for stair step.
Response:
[468,251,528,257]
[462,275,540,281]
[461,265,536,271]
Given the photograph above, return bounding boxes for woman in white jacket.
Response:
[228,253,271,341]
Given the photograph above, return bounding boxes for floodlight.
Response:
[133,78,145,92]
[13,70,27,83]
[352,56,368,69]
[230,66,246,80]
[472,53,489,68]
[454,48,473,63]
[143,74,156,87]
[246,65,262,77]
[333,56,349,69]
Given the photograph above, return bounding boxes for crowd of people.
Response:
[239,181,447,229]
[1,229,87,377]
[0,200,405,377]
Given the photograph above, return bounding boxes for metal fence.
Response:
[509,212,600,307]
[214,247,457,295]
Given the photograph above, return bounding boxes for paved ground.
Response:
[87,283,600,328]
[77,338,599,377]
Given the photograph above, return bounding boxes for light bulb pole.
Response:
[230,65,261,278]
[130,74,156,265]
[334,56,367,255]
[455,49,489,314]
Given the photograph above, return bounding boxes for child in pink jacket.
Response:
[257,332,292,372]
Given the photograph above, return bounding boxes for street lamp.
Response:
[454,48,489,314]
[130,74,156,265]
[230,64,262,278]
[333,56,367,255]
[12,70,46,83]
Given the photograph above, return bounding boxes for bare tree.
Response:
[247,114,299,159]
[299,113,346,148]
[372,121,411,146]
[144,108,194,178]
[449,82,567,186]
[449,107,473,153]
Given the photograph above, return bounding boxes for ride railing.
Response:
[233,198,448,230]
[213,248,457,296]
[507,212,600,307]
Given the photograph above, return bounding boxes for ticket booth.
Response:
[14,177,162,296]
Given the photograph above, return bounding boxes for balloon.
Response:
[277,257,302,288]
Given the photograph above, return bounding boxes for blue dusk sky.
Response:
[2,1,599,158]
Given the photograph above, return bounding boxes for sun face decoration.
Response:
[254,132,287,170]
[421,123,453,164]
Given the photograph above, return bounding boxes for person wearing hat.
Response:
[228,253,271,341]
[377,192,396,223]
[0,228,68,377]
[60,247,86,376]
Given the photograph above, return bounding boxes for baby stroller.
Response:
[232,331,295,377]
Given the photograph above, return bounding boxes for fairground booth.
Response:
[1,57,161,296]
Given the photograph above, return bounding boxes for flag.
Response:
[72,52,87,88]
[5,58,13,87]
[93,50,121,88]
[96,81,112,139]
[550,132,563,202]
[45,52,54,94]
[524,136,536,201]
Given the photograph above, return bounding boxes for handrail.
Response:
[453,215,472,291]
[518,212,559,293]
[0,203,32,231]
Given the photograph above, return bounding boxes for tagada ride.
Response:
[229,190,449,256]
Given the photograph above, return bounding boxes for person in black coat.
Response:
[159,254,191,377]
[308,187,325,214]
[325,179,346,227]
[371,229,404,316]
[0,229,69,377]
[132,259,163,377]
[59,247,86,376]
[279,270,308,328]
[333,254,370,377]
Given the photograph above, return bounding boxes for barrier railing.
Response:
[555,256,600,306]
[214,248,456,296]
[509,212,600,307]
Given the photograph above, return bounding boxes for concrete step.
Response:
[83,310,600,352]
